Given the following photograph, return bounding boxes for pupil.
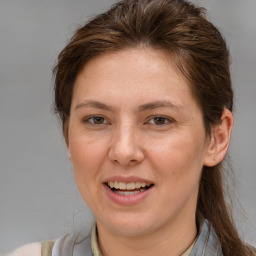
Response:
[154,117,165,125]
[94,117,103,124]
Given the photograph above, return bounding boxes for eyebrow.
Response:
[74,100,184,112]
[138,100,184,111]
[74,100,115,111]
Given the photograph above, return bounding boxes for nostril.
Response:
[108,138,144,166]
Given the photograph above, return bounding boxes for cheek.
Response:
[147,133,205,183]
[149,135,204,211]
[69,136,108,185]
[68,137,108,210]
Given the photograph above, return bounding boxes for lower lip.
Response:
[104,184,154,206]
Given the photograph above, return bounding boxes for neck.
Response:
[96,213,197,256]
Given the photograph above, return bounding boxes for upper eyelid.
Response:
[83,115,110,124]
[81,115,174,124]
[146,115,174,123]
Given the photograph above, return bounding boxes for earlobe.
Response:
[65,121,71,162]
[203,108,233,167]
[66,141,72,162]
[68,151,72,162]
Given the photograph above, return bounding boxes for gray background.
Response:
[0,0,255,254]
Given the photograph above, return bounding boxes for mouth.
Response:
[105,181,154,196]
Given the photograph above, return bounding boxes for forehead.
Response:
[78,47,185,82]
[72,47,197,110]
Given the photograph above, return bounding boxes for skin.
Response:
[67,47,233,256]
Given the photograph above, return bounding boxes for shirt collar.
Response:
[90,223,197,256]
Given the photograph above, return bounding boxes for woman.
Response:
[11,0,255,255]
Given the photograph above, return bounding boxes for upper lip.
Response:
[103,175,154,184]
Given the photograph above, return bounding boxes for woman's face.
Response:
[68,48,212,237]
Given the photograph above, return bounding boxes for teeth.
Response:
[127,182,135,190]
[109,181,114,188]
[107,181,151,190]
[140,182,147,188]
[119,182,126,190]
[115,190,141,195]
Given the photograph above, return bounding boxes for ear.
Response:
[64,119,72,162]
[203,108,233,167]
[67,150,72,162]
[66,141,72,163]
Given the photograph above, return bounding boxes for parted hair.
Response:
[53,0,255,255]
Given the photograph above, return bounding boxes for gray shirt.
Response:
[52,219,223,256]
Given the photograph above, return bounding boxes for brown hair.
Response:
[53,0,254,255]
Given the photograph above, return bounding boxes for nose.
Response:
[108,124,144,166]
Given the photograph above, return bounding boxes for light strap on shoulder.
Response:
[41,240,55,256]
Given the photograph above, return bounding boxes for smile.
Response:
[106,181,153,196]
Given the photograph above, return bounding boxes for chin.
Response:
[97,211,158,237]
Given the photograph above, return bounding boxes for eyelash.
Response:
[82,115,174,127]
[146,116,174,126]
[82,116,109,126]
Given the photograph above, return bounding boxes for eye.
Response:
[83,116,108,125]
[147,116,173,125]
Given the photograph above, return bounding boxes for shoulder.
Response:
[246,243,256,255]
[52,232,92,255]
[8,243,41,256]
